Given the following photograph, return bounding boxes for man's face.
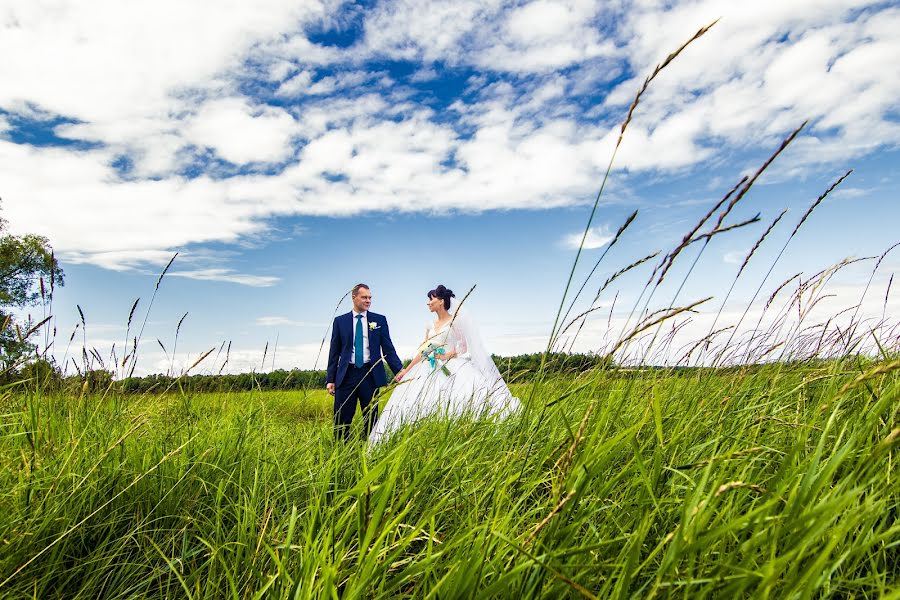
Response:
[352,287,372,313]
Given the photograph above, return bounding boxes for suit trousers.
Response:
[333,364,379,441]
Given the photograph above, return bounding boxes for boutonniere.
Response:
[369,321,380,331]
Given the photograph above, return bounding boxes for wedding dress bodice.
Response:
[426,322,466,356]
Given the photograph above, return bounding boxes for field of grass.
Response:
[1,362,897,598]
[2,24,897,599]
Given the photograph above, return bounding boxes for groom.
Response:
[326,283,404,441]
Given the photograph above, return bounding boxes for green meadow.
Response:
[1,364,897,598]
[2,24,898,599]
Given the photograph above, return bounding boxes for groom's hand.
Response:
[326,383,335,395]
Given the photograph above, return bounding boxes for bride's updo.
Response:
[428,284,455,310]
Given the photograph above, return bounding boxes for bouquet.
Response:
[418,340,451,376]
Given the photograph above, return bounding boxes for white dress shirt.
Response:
[351,310,370,364]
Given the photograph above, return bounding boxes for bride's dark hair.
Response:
[428,284,455,310]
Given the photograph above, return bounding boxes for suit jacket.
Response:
[326,311,404,388]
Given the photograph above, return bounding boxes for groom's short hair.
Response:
[351,283,370,297]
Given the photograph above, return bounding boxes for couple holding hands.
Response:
[326,283,520,445]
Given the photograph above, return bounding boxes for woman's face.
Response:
[427,294,443,313]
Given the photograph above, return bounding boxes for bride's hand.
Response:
[394,369,406,382]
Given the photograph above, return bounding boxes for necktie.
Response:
[355,314,364,368]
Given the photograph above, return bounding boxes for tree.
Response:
[0,208,65,372]
[19,358,63,390]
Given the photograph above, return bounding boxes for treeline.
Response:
[110,355,871,393]
[11,353,854,395]
[6,352,615,394]
[115,353,613,392]
[118,369,328,394]
[495,352,613,381]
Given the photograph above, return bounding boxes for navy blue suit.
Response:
[327,311,403,440]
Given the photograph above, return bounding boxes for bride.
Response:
[368,285,521,446]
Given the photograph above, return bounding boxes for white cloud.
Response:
[477,0,615,72]
[563,225,614,249]
[361,0,503,63]
[255,316,316,327]
[137,342,325,375]
[360,0,615,72]
[168,269,280,287]
[276,70,314,97]
[409,67,439,82]
[605,1,900,170]
[184,98,298,164]
[0,0,329,122]
[829,187,870,199]
[0,0,897,277]
[65,250,181,272]
[506,1,585,43]
[0,139,273,261]
[0,0,335,178]
[276,70,378,98]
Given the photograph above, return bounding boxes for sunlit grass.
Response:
[0,366,897,598]
[2,22,898,599]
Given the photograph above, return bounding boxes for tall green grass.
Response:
[2,22,898,599]
[1,367,897,597]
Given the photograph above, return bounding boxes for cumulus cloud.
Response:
[563,225,614,249]
[276,69,381,98]
[183,98,298,165]
[0,0,897,276]
[606,1,900,169]
[0,0,329,119]
[476,1,615,72]
[135,342,325,375]
[168,269,280,287]
[0,138,271,262]
[360,0,503,63]
[255,316,316,327]
[360,0,615,72]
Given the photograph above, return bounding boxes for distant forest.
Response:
[111,352,614,394]
[10,352,844,394]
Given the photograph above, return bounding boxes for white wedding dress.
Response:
[368,311,520,446]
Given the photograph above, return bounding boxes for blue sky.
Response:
[1,0,898,374]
